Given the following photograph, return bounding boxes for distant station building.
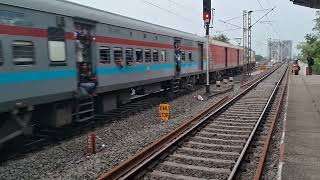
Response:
[268,40,292,63]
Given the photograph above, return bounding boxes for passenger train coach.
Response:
[0,0,255,147]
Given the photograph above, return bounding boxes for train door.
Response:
[73,21,97,88]
[225,47,228,68]
[198,43,204,70]
[174,39,182,77]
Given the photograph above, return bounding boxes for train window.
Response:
[126,48,134,63]
[0,10,32,27]
[145,49,151,62]
[161,50,166,62]
[113,47,123,62]
[181,51,186,61]
[99,46,110,64]
[144,34,147,38]
[188,52,193,61]
[136,49,143,62]
[48,27,66,62]
[12,41,34,66]
[153,50,159,62]
[0,41,3,65]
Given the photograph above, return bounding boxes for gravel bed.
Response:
[261,86,287,180]
[155,163,228,179]
[236,69,287,180]
[0,80,244,180]
[166,155,232,169]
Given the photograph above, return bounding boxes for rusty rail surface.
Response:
[98,96,229,180]
[253,67,289,180]
[98,65,283,180]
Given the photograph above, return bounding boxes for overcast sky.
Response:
[68,0,317,56]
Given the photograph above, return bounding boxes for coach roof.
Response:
[1,0,204,42]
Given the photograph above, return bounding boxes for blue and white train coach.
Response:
[0,0,208,146]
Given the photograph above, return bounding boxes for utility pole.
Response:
[278,39,281,63]
[280,41,283,62]
[243,10,247,81]
[203,0,211,93]
[248,11,253,76]
[268,38,272,61]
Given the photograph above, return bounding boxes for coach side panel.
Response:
[227,48,238,68]
[209,44,225,71]
[94,23,202,93]
[0,5,77,112]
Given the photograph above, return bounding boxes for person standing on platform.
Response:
[307,56,314,75]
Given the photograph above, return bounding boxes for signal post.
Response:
[203,0,212,94]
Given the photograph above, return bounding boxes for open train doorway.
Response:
[198,43,204,70]
[73,21,97,96]
[174,39,182,77]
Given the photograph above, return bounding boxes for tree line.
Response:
[297,11,320,74]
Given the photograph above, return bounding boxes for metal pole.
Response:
[248,11,252,76]
[242,10,247,82]
[269,38,272,61]
[205,23,210,93]
[280,41,283,62]
[278,39,280,63]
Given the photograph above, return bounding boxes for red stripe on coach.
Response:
[0,24,47,37]
[95,36,173,49]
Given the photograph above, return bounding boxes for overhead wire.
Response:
[250,7,276,28]
[256,0,281,38]
[141,0,200,26]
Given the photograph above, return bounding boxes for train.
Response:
[0,0,255,147]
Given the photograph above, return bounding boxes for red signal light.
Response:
[203,12,211,22]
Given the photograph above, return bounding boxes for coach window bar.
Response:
[136,49,143,63]
[99,46,111,64]
[145,49,151,62]
[126,48,134,66]
[189,52,193,61]
[12,41,35,66]
[153,50,159,62]
[114,47,123,68]
[181,51,186,61]
[161,50,166,62]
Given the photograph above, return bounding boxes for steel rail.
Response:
[253,66,289,180]
[227,65,288,180]
[98,96,229,180]
[98,65,282,180]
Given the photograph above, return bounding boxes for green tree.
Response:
[212,34,230,43]
[297,11,320,74]
[255,54,265,62]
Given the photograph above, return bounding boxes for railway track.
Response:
[0,78,237,163]
[98,64,287,180]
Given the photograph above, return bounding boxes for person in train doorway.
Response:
[307,56,314,75]
[75,25,84,63]
[78,62,97,96]
[174,42,182,76]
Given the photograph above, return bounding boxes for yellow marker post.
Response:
[159,104,170,121]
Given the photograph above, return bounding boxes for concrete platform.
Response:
[282,72,320,180]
